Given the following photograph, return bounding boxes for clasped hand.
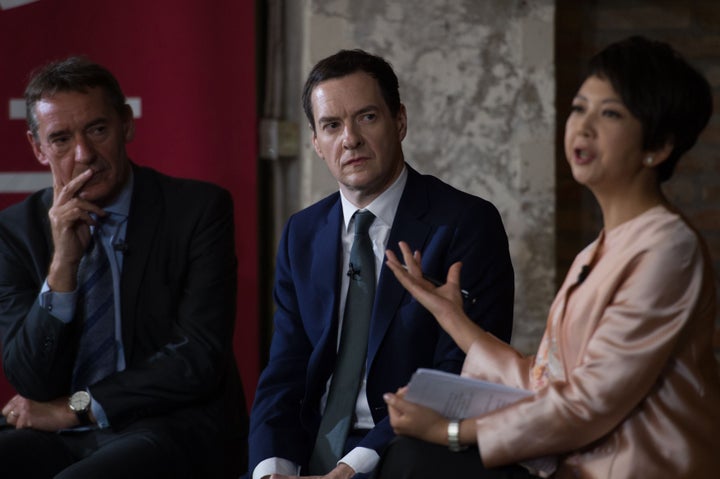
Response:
[1,394,76,431]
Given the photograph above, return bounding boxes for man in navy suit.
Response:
[247,49,514,479]
[0,57,247,478]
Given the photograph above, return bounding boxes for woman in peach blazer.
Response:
[374,36,720,479]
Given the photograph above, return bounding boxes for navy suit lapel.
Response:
[310,201,344,338]
[367,168,431,367]
[304,199,344,407]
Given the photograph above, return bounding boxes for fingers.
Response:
[51,169,106,222]
[1,394,19,417]
[398,241,421,275]
[445,261,463,291]
[386,242,420,269]
[385,243,424,286]
[2,395,25,428]
[53,169,91,204]
[383,392,407,411]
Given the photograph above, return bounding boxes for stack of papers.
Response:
[405,368,532,418]
[405,368,557,478]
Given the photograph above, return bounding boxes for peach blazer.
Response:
[463,206,720,478]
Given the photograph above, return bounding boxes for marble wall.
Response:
[286,0,556,353]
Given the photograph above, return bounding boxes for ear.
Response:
[26,130,50,167]
[396,104,408,142]
[647,141,674,166]
[122,104,136,143]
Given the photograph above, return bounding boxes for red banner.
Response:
[0,0,258,406]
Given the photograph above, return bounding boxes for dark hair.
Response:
[25,56,127,139]
[301,49,401,133]
[585,36,713,182]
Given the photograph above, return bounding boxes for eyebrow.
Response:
[45,117,108,142]
[574,94,624,106]
[317,105,380,125]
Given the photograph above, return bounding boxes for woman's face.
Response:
[564,75,650,196]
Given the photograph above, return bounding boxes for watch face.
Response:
[69,391,91,412]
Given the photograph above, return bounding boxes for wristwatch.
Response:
[447,418,468,452]
[68,390,92,426]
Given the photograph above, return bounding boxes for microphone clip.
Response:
[347,263,361,280]
[112,239,129,254]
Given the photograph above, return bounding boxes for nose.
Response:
[577,112,595,138]
[342,124,363,150]
[74,134,96,163]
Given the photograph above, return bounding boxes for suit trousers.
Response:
[372,436,541,479]
[0,418,194,479]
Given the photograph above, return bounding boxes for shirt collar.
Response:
[102,170,133,220]
[340,164,408,232]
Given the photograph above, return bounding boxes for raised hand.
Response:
[46,169,106,292]
[385,241,484,353]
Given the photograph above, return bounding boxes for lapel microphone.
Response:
[347,263,361,280]
[112,239,129,255]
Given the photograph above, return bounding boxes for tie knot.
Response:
[353,210,375,236]
[92,213,110,233]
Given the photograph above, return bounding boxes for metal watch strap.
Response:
[448,418,468,452]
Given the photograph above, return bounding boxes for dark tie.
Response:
[71,224,118,391]
[309,210,376,474]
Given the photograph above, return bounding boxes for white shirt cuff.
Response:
[338,446,380,475]
[252,457,300,479]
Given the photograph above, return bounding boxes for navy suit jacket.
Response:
[248,165,514,476]
[0,164,248,476]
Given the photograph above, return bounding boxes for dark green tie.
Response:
[309,210,376,474]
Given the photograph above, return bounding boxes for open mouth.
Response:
[574,148,594,162]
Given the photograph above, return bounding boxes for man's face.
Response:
[311,71,407,207]
[27,87,134,207]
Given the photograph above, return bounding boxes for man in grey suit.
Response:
[0,56,247,478]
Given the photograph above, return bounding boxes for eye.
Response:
[51,135,70,145]
[569,103,584,114]
[321,121,340,132]
[49,135,71,152]
[360,112,376,122]
[88,124,108,137]
[602,109,622,119]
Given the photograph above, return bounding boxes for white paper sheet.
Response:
[405,368,532,418]
[404,368,557,477]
